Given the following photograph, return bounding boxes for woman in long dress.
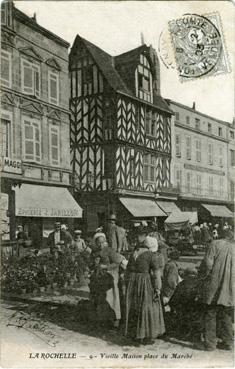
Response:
[125,226,165,344]
[90,233,126,328]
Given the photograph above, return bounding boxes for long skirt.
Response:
[106,268,121,320]
[125,272,165,339]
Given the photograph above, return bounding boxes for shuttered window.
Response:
[196,139,201,162]
[219,178,224,197]
[209,176,213,194]
[1,115,11,157]
[48,71,59,105]
[1,50,11,87]
[196,174,202,194]
[176,134,181,157]
[23,118,41,162]
[175,168,182,189]
[208,143,213,165]
[49,124,60,166]
[186,136,191,160]
[21,59,40,97]
[186,172,191,192]
[219,146,223,167]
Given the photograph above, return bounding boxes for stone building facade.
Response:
[0,1,82,246]
[167,99,233,221]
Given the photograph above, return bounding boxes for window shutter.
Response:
[23,61,33,94]
[176,135,180,156]
[219,147,223,166]
[1,118,11,157]
[22,59,40,97]
[1,52,10,87]
[49,72,59,105]
[186,136,191,159]
[34,66,40,97]
[24,119,41,162]
[50,125,60,166]
[24,122,34,160]
[186,172,191,192]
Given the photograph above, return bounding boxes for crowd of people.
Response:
[192,222,231,246]
[17,215,234,351]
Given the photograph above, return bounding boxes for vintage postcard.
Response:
[0,0,234,368]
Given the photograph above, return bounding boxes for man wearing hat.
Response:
[47,222,62,255]
[72,230,91,254]
[47,222,73,255]
[106,214,123,252]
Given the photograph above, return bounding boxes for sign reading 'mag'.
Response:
[1,157,22,174]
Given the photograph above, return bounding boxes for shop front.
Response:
[200,203,233,229]
[118,196,167,231]
[14,184,83,248]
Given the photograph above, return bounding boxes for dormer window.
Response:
[138,73,150,92]
[135,54,153,103]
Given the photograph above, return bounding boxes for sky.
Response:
[16,1,234,122]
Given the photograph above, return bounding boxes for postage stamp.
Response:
[168,13,231,81]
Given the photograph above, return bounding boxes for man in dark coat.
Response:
[106,214,123,252]
[47,222,72,255]
[198,228,234,351]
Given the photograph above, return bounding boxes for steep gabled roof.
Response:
[73,35,131,95]
[115,44,149,67]
[71,35,172,114]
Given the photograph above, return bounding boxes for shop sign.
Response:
[16,207,81,217]
[2,157,22,174]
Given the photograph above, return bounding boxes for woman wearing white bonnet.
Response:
[144,236,158,252]
[90,231,127,329]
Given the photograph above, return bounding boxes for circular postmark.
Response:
[168,14,222,78]
[158,27,177,70]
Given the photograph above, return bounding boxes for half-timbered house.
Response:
[70,35,178,232]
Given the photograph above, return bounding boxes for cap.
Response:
[54,222,61,226]
[74,229,82,235]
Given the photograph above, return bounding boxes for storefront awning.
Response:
[156,201,181,215]
[119,197,167,217]
[15,184,83,218]
[165,211,198,230]
[202,204,233,218]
